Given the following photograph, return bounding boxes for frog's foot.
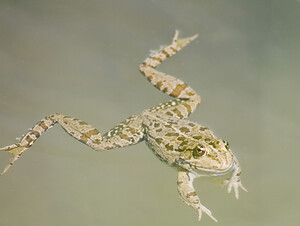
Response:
[0,143,28,175]
[172,29,198,50]
[223,177,248,199]
[197,203,218,222]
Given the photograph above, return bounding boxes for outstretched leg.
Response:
[0,114,144,175]
[140,30,201,119]
[177,171,217,222]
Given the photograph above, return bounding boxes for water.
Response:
[0,0,299,225]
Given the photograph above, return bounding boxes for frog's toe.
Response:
[1,144,28,175]
[171,30,198,49]
[224,179,248,199]
[197,204,218,222]
[237,182,248,195]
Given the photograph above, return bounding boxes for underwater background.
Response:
[0,0,299,225]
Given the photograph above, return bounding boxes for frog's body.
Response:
[0,31,246,222]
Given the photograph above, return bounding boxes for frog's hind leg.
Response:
[0,114,144,175]
[139,30,201,119]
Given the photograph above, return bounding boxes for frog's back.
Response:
[142,109,212,165]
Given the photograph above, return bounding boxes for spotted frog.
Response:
[0,31,247,222]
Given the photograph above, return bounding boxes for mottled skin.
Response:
[0,31,246,222]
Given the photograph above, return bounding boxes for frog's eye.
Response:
[222,139,230,149]
[193,144,206,157]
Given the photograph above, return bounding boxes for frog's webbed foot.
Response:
[223,176,247,199]
[177,171,217,222]
[223,157,248,199]
[172,30,198,49]
[0,143,28,175]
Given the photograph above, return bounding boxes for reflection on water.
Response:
[0,0,299,225]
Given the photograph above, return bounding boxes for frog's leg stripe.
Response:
[177,171,217,222]
[0,114,144,175]
[140,31,201,118]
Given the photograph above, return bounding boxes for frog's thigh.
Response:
[54,114,144,150]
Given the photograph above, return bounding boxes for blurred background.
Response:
[0,0,299,225]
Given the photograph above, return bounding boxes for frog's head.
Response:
[179,138,234,173]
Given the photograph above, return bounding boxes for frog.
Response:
[0,30,247,222]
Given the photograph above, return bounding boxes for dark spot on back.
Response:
[155,138,163,144]
[166,112,173,116]
[179,127,190,133]
[180,140,189,146]
[78,121,88,125]
[154,123,160,128]
[200,126,208,131]
[165,132,179,137]
[165,143,174,151]
[175,148,185,152]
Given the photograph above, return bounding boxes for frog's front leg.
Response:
[0,113,144,175]
[177,171,217,222]
[224,156,248,199]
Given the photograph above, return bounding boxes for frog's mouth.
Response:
[191,161,235,176]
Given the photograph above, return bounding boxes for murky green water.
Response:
[0,0,299,225]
